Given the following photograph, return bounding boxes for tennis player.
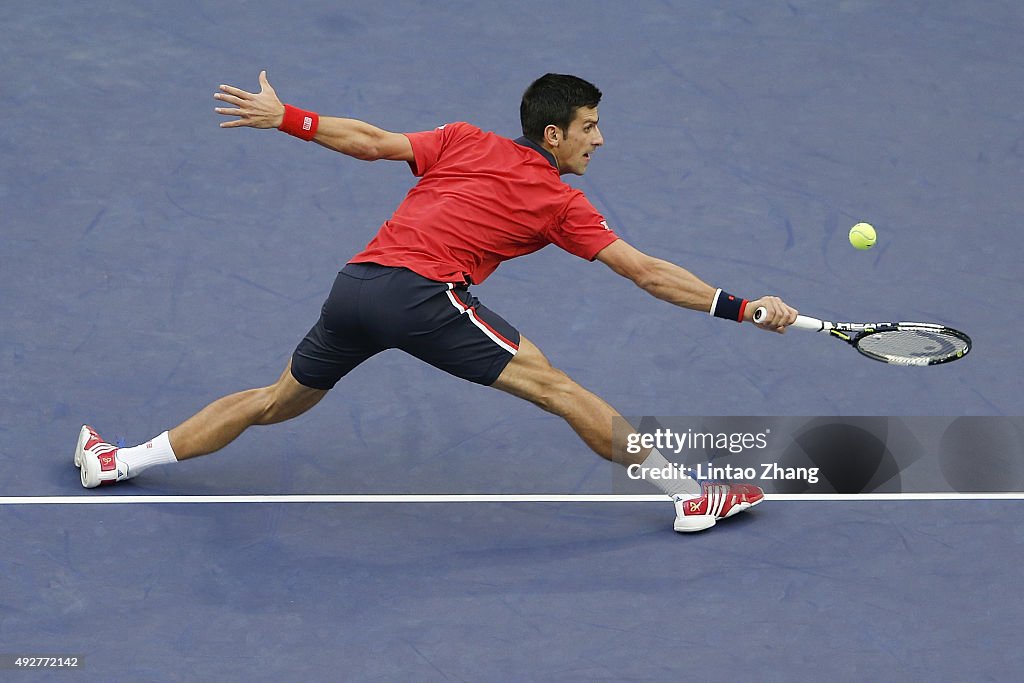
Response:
[75,72,798,532]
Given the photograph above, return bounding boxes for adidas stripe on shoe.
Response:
[673,482,764,533]
[75,425,130,488]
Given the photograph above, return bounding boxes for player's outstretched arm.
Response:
[214,71,413,162]
[595,239,797,332]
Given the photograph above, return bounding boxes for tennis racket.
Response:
[753,307,972,366]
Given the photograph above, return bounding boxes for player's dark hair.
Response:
[520,73,602,143]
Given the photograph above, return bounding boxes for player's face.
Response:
[554,106,603,175]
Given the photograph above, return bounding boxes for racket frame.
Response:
[754,310,972,366]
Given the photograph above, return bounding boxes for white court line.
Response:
[1,493,1023,505]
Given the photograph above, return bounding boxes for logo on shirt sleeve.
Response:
[600,220,611,231]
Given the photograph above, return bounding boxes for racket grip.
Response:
[753,306,824,331]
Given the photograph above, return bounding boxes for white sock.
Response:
[640,448,702,500]
[117,431,178,478]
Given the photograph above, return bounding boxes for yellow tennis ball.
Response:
[849,222,876,250]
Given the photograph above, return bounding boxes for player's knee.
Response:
[249,386,282,425]
[254,383,307,425]
[532,367,583,415]
[494,342,586,414]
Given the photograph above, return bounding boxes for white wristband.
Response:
[709,288,722,316]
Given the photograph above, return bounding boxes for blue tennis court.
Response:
[2,1,1022,680]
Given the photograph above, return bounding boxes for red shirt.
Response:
[349,122,619,284]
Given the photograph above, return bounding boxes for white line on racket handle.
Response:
[753,306,826,332]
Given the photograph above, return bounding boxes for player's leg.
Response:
[76,362,328,487]
[401,283,699,499]
[490,336,640,466]
[77,268,378,487]
[489,336,763,531]
[168,361,327,460]
[403,283,671,474]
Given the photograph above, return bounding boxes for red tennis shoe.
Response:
[673,482,764,532]
[75,425,129,488]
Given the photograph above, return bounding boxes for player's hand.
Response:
[214,70,285,129]
[746,296,798,333]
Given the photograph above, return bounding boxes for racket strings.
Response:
[856,328,968,363]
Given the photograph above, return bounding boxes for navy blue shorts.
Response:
[291,263,521,390]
